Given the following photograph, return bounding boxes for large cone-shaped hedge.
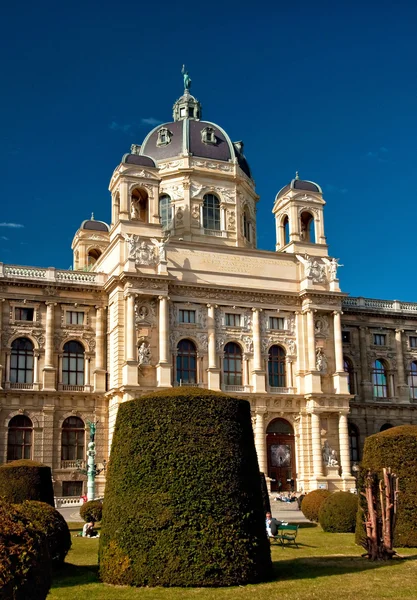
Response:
[356,425,417,547]
[0,460,54,506]
[99,387,272,587]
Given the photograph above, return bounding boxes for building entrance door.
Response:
[266,418,296,492]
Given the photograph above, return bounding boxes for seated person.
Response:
[82,521,98,537]
[265,512,281,537]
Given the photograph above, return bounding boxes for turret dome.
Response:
[276,172,322,199]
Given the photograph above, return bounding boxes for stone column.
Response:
[395,329,409,402]
[286,358,293,388]
[359,327,372,401]
[84,355,90,387]
[338,412,352,477]
[306,310,316,371]
[0,299,4,389]
[207,304,220,390]
[43,302,56,390]
[251,307,266,392]
[94,306,106,392]
[254,410,267,475]
[4,351,10,388]
[33,351,40,389]
[125,294,136,362]
[156,295,172,387]
[310,412,323,477]
[333,311,349,394]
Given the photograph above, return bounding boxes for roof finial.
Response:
[181,64,192,91]
[295,171,300,180]
[91,212,94,220]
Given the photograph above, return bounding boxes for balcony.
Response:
[223,385,252,393]
[9,383,34,390]
[61,385,85,392]
[0,263,106,286]
[60,460,86,469]
[268,387,290,394]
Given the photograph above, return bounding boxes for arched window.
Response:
[372,359,388,398]
[87,248,102,267]
[266,418,293,435]
[283,215,290,245]
[409,361,417,400]
[223,342,242,386]
[63,341,85,386]
[344,357,355,394]
[131,188,148,222]
[268,345,286,388]
[176,339,197,385]
[300,211,315,243]
[243,209,251,242]
[61,417,85,461]
[348,423,360,463]
[380,423,393,432]
[203,193,220,231]
[7,415,33,461]
[159,194,172,231]
[10,338,34,384]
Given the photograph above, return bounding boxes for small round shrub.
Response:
[301,489,331,522]
[80,500,103,523]
[99,387,272,587]
[0,500,51,599]
[356,425,417,547]
[0,459,54,506]
[319,491,358,533]
[260,473,271,515]
[14,500,71,565]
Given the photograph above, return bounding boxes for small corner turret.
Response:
[71,214,110,271]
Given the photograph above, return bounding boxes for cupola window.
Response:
[156,127,172,147]
[201,126,216,145]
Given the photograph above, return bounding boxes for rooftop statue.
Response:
[181,64,191,90]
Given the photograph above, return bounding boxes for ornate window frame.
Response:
[9,301,40,325]
[156,127,173,147]
[201,126,216,145]
[61,305,90,329]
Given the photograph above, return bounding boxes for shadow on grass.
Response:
[272,554,417,581]
[52,563,99,589]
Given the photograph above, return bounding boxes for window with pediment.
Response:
[201,126,216,145]
[156,127,172,146]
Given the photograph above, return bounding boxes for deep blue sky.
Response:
[1,0,416,301]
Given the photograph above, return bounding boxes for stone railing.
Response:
[0,263,105,286]
[54,496,83,508]
[223,385,253,393]
[268,386,290,394]
[61,460,86,469]
[343,297,417,314]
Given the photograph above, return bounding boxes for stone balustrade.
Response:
[343,296,417,313]
[0,263,106,285]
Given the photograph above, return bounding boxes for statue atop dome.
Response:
[181,64,192,91]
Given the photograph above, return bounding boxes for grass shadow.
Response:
[52,562,99,589]
[271,554,417,581]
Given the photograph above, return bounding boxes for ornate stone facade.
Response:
[0,83,416,499]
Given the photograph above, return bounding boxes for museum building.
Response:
[1,79,417,499]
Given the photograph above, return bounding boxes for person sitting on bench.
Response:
[265,512,281,537]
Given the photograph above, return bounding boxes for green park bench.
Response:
[272,524,299,548]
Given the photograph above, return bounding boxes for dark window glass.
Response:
[15,307,34,321]
[63,341,85,386]
[224,342,242,386]
[409,361,417,400]
[283,216,290,245]
[7,415,33,461]
[179,309,196,324]
[225,313,241,327]
[10,338,34,384]
[342,331,351,343]
[344,357,355,394]
[348,423,360,463]
[61,417,85,461]
[203,194,220,230]
[268,345,286,387]
[270,317,285,330]
[243,212,251,241]
[159,194,172,230]
[176,339,197,384]
[410,337,417,349]
[374,334,386,346]
[62,481,83,497]
[372,359,388,398]
[66,311,84,325]
[380,423,393,432]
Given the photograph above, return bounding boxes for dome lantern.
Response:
[172,66,202,121]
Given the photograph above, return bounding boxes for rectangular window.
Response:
[410,336,417,348]
[179,309,196,324]
[373,334,386,346]
[66,311,84,325]
[269,317,285,330]
[342,331,351,343]
[15,307,34,321]
[225,313,241,327]
[62,481,83,497]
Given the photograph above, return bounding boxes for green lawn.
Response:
[49,523,417,599]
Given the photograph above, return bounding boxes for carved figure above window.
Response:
[201,126,216,145]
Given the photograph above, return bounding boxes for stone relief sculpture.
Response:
[297,254,327,284]
[125,235,157,267]
[242,336,253,353]
[314,315,329,337]
[322,441,339,466]
[138,342,152,366]
[151,235,170,262]
[316,348,328,373]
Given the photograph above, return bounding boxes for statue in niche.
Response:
[322,441,339,466]
[130,198,140,220]
[316,348,328,373]
[138,342,152,366]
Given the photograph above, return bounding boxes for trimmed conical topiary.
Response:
[356,425,417,547]
[99,387,272,587]
[0,459,54,507]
